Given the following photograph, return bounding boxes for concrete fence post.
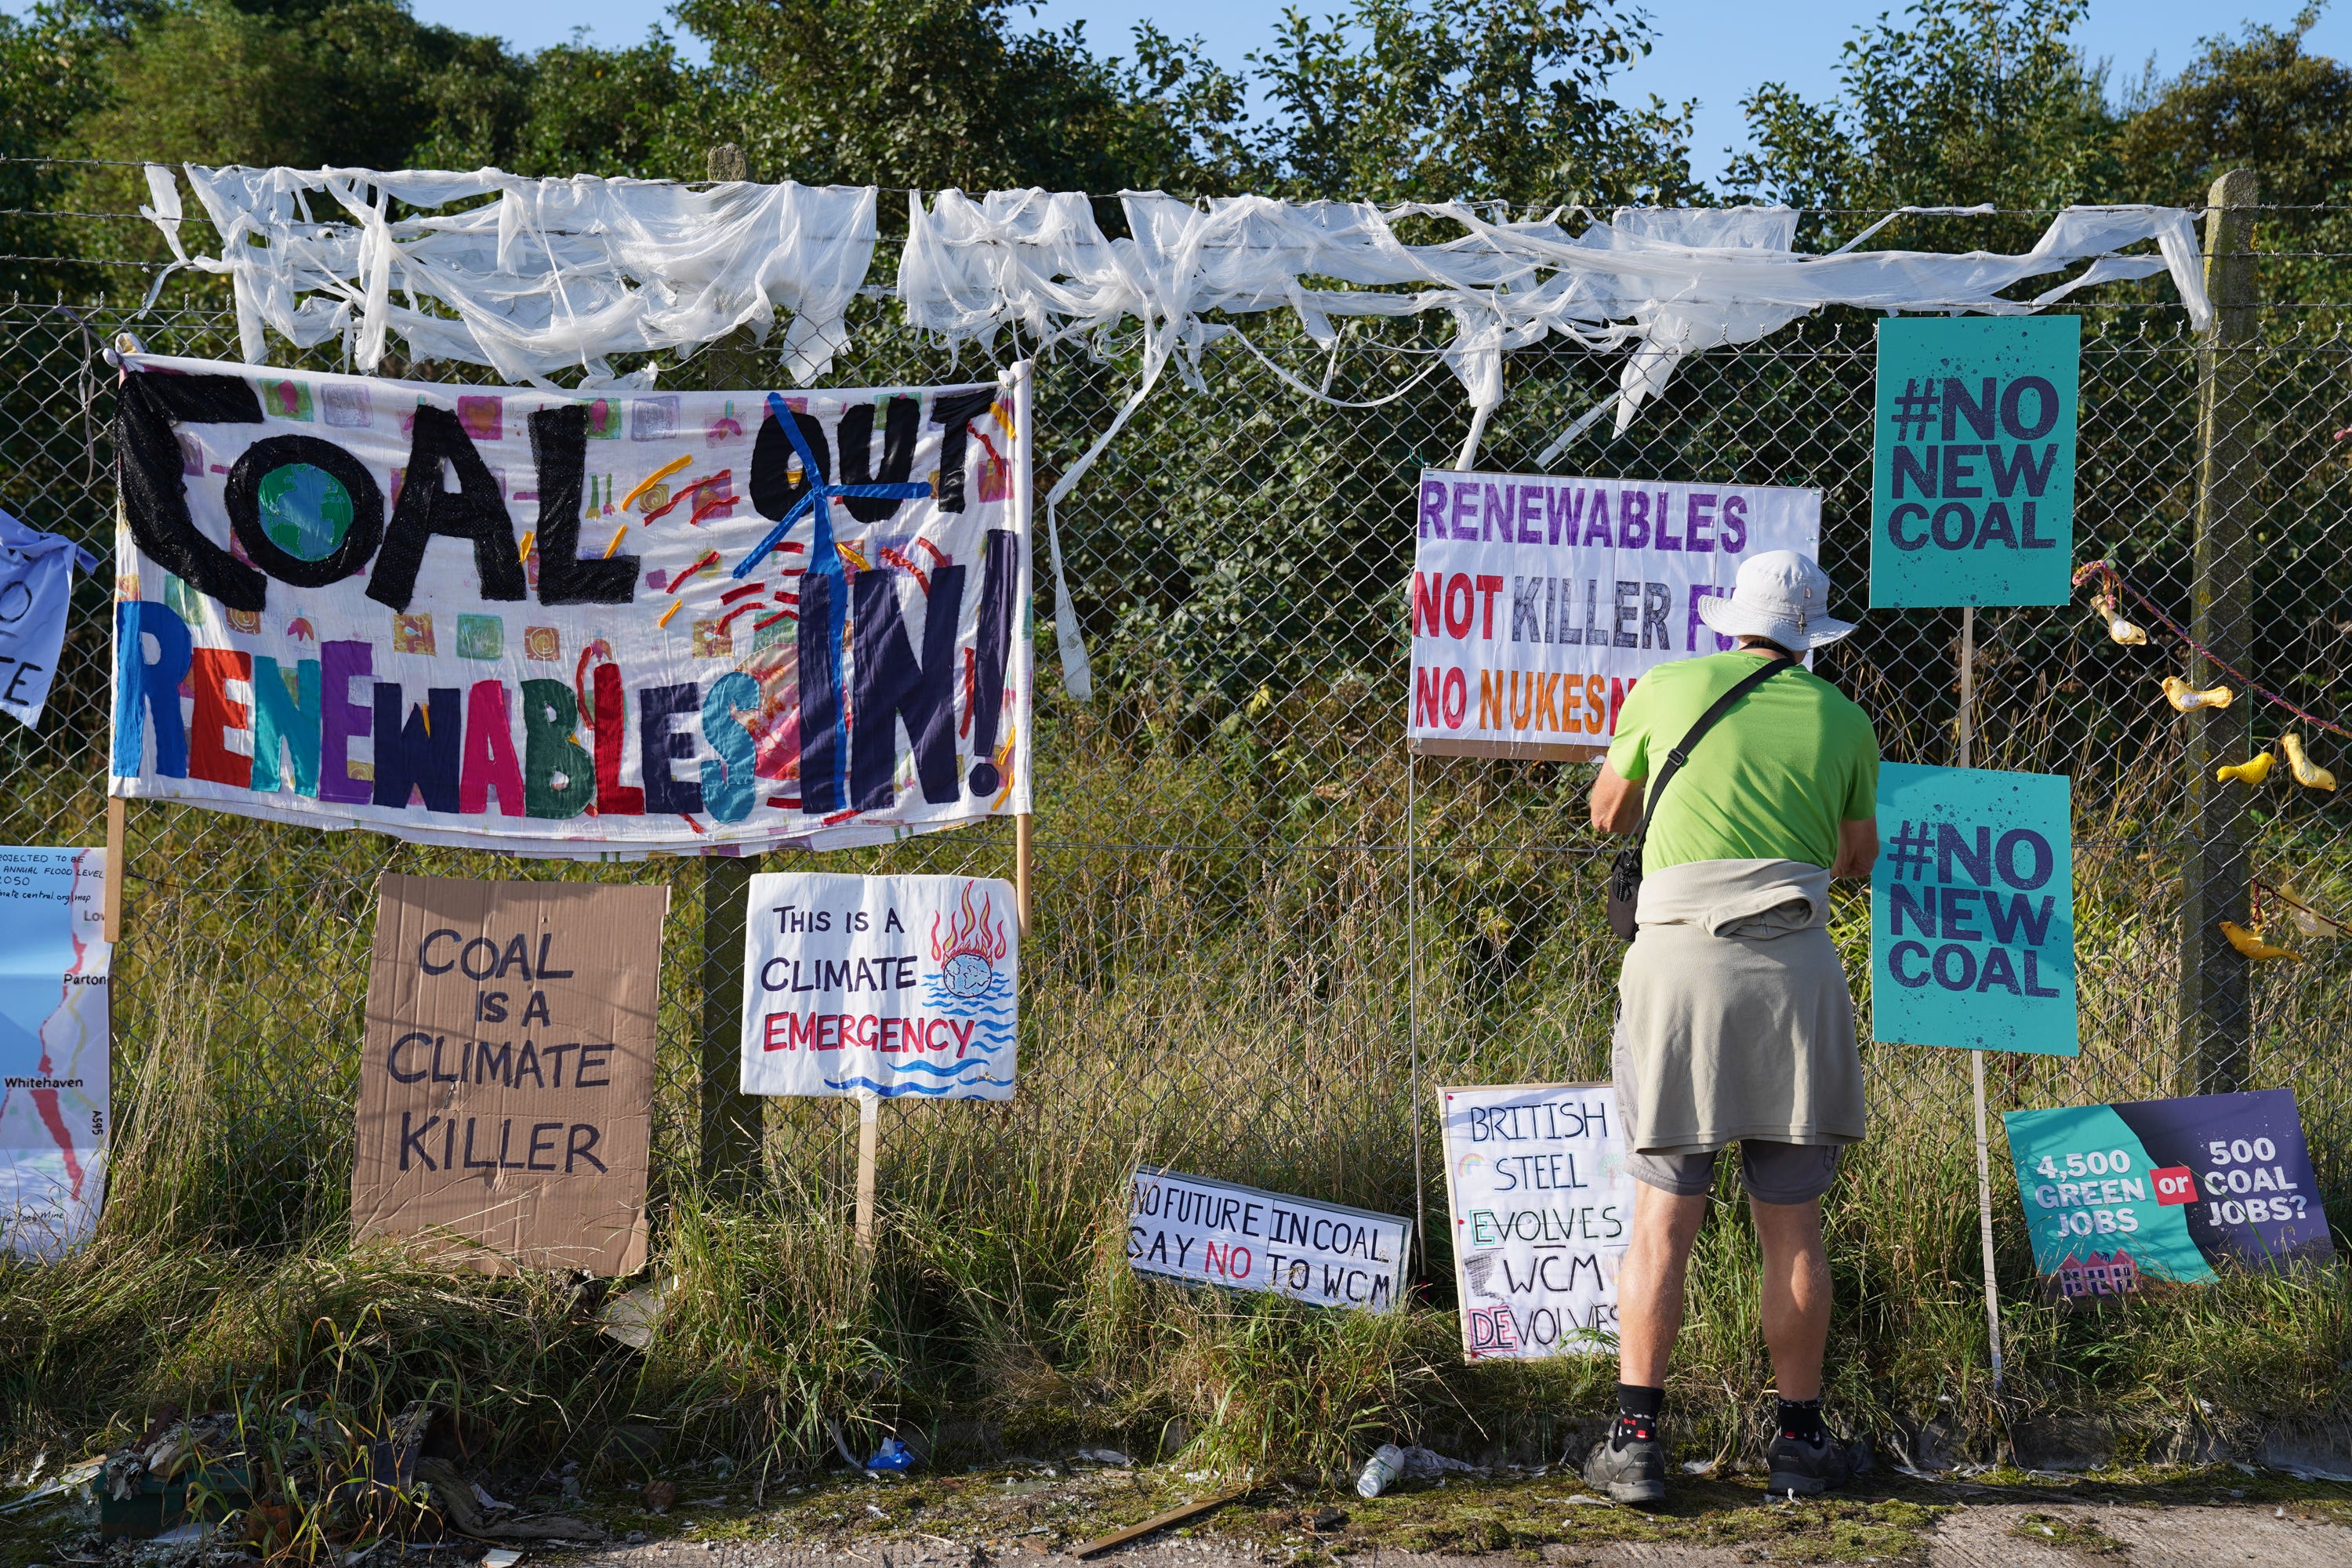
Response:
[2177,167,2261,1094]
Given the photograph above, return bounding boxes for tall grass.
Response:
[4,683,2348,1485]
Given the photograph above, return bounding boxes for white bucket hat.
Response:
[1696,550,1858,651]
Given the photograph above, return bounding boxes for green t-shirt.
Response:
[1606,652,1879,875]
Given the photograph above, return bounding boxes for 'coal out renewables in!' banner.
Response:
[1871,315,2078,607]
[107,355,1032,858]
[1408,469,1818,760]
[1872,762,2078,1056]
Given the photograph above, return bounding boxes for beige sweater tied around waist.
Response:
[1611,858,1867,1156]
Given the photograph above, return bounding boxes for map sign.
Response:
[0,847,110,1257]
[1439,1081,1634,1360]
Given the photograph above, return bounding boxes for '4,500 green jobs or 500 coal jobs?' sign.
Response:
[1871,315,2079,608]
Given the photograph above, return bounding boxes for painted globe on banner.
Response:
[940,952,993,999]
[258,462,356,561]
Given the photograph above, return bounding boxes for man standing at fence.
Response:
[1581,550,1879,1503]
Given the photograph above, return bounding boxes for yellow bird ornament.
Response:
[2216,750,2274,786]
[2282,733,2338,792]
[2220,920,2302,963]
[2162,676,2234,712]
[2092,592,2147,645]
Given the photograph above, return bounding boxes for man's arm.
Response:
[1590,760,1643,835]
[1831,818,1878,879]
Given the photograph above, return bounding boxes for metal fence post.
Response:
[2177,168,2261,1094]
[700,854,764,1189]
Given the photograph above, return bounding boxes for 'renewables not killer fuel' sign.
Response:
[352,873,667,1274]
[1408,468,1819,760]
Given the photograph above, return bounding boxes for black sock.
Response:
[1776,1396,1824,1445]
[1613,1383,1664,1446]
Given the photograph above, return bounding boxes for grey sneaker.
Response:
[1764,1431,1856,1496]
[1582,1431,1666,1505]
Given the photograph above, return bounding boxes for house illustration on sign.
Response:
[2053,1248,2141,1298]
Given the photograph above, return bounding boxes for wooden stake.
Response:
[853,1092,880,1251]
[1014,811,1034,941]
[1069,1486,1254,1560]
[103,796,125,946]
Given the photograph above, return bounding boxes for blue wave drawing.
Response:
[920,971,1015,1013]
[885,1059,998,1077]
[826,1076,1014,1097]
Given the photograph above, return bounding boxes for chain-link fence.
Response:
[2,176,2349,1363]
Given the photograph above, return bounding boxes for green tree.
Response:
[456,30,696,179]
[70,0,531,171]
[669,0,1249,194]
[1725,0,2120,241]
[1247,0,1700,205]
[0,5,115,291]
[2114,5,2352,208]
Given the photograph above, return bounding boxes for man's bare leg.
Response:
[1616,1181,1709,1387]
[1748,1195,1831,1402]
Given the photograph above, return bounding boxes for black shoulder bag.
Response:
[1606,657,1793,941]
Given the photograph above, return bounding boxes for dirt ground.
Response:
[14,1455,2352,1566]
[560,1494,2352,1568]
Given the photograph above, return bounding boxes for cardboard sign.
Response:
[1126,1165,1410,1312]
[1871,315,2078,607]
[0,847,109,1258]
[739,872,1018,1100]
[353,874,666,1273]
[1439,1082,1632,1360]
[1872,762,2077,1056]
[110,354,1032,858]
[1409,469,1819,759]
[2002,1089,2332,1298]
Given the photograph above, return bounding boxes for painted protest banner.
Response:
[0,848,109,1258]
[1127,1165,1411,1312]
[1439,1082,1633,1360]
[2003,1088,2332,1299]
[1410,469,1819,759]
[739,872,1017,1101]
[0,510,96,731]
[1873,762,2078,1056]
[110,354,1032,858]
[1871,315,2079,607]
[353,874,666,1273]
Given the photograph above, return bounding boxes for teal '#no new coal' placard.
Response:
[1871,315,2079,607]
[1872,762,2078,1056]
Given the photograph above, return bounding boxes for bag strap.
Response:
[1627,656,1795,855]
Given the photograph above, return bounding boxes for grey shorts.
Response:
[1624,1141,1842,1205]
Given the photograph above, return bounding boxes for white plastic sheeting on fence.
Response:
[140,167,2212,700]
[140,165,877,387]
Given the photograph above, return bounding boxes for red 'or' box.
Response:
[2151,1165,2199,1205]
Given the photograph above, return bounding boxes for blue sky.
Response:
[401,0,2343,186]
[20,0,2346,187]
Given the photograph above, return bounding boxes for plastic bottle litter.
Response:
[866,1438,916,1472]
[1356,1444,1406,1498]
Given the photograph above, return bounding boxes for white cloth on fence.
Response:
[143,167,2213,700]
[141,165,877,387]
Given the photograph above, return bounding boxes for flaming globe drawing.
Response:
[931,882,1008,1000]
